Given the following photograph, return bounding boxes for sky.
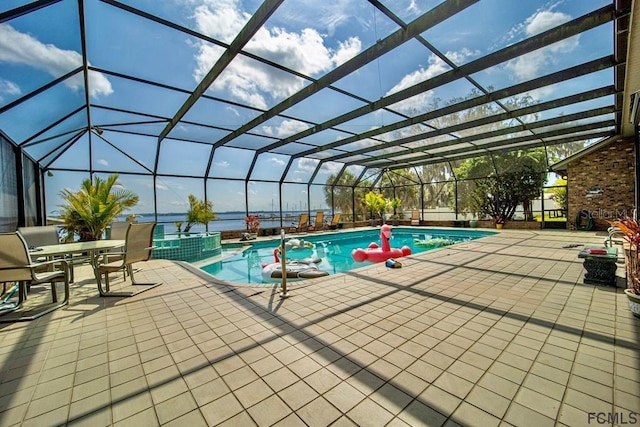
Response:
[0,0,614,215]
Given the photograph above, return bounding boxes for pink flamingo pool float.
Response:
[351,224,412,263]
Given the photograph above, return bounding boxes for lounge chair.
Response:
[308,212,324,232]
[411,210,420,226]
[328,213,341,230]
[290,213,309,233]
[605,225,626,247]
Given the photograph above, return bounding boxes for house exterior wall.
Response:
[567,138,635,231]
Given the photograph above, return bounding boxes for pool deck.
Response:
[0,228,638,426]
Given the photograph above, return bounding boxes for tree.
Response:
[324,170,373,220]
[451,148,547,220]
[388,197,402,218]
[324,171,356,215]
[455,150,548,221]
[59,174,139,241]
[389,87,540,214]
[547,141,587,163]
[364,191,387,220]
[379,169,419,212]
[470,167,542,221]
[548,177,567,212]
[181,194,215,233]
[418,164,452,209]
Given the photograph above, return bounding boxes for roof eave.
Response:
[549,134,622,172]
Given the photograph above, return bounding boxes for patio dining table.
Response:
[32,239,125,261]
[0,240,126,322]
[31,239,126,281]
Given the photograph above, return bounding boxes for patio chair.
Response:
[290,213,309,233]
[0,232,70,322]
[93,223,161,297]
[411,210,420,226]
[308,212,324,232]
[17,225,84,282]
[328,213,342,230]
[17,225,60,247]
[107,222,131,280]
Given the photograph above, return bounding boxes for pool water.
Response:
[200,227,495,284]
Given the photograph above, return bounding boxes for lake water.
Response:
[123,211,318,235]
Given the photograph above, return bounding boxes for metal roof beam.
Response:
[0,0,61,23]
[370,122,615,169]
[346,106,614,166]
[335,87,614,164]
[210,0,479,152]
[284,57,614,158]
[20,106,86,147]
[0,67,83,115]
[156,0,284,145]
[276,6,615,158]
[275,53,614,158]
[398,131,615,169]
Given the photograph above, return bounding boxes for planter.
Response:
[469,220,477,228]
[496,224,503,229]
[624,289,640,318]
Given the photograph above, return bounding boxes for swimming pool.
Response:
[199,227,495,285]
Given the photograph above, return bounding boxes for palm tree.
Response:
[380,168,419,211]
[182,194,215,233]
[324,171,357,216]
[58,174,139,241]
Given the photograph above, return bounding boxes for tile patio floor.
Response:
[0,229,638,426]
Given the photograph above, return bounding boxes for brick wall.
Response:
[567,138,635,231]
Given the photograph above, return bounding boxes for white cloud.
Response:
[0,24,113,98]
[267,0,367,38]
[504,9,579,82]
[189,0,362,108]
[214,160,230,168]
[525,10,571,37]
[526,85,555,101]
[261,119,310,138]
[0,78,21,102]
[226,106,240,117]
[407,1,420,16]
[321,161,344,175]
[269,156,285,166]
[97,159,109,167]
[191,0,250,44]
[328,37,361,67]
[297,157,320,171]
[385,49,477,115]
[347,138,379,150]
